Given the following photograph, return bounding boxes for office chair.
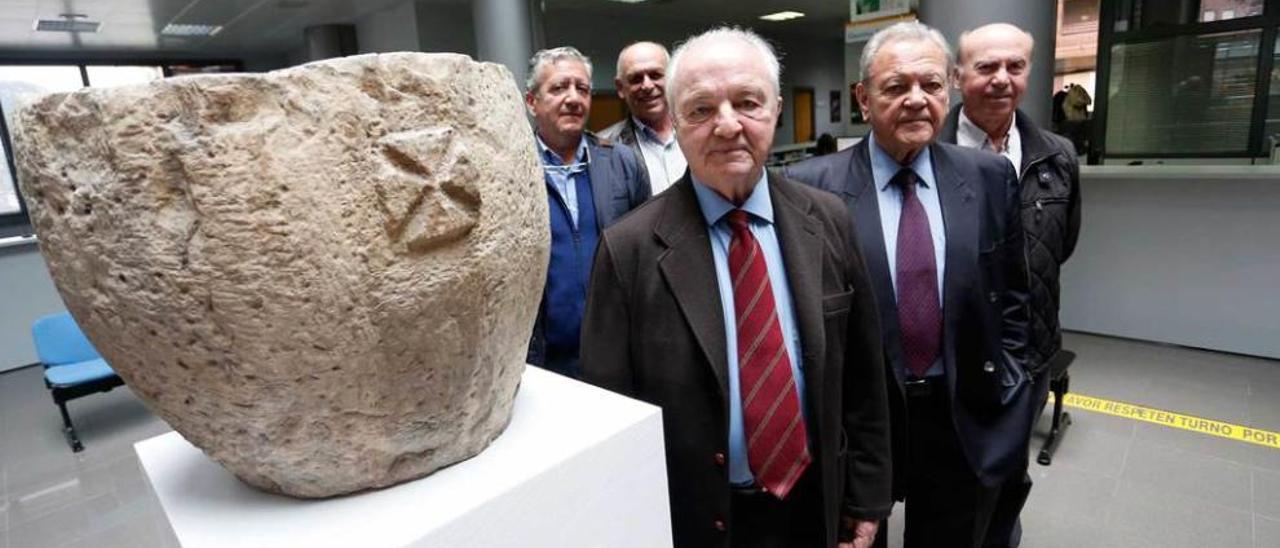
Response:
[31,311,125,452]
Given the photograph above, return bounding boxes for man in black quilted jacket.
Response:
[939,22,1083,548]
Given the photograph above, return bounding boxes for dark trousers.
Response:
[873,377,1004,548]
[983,370,1053,548]
[729,467,825,548]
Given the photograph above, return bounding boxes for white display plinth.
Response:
[135,366,672,548]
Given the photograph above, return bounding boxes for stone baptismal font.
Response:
[12,53,549,498]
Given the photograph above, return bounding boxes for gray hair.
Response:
[859,22,953,83]
[526,46,593,93]
[615,41,671,81]
[666,27,781,113]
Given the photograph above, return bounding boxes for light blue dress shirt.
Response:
[536,135,590,228]
[868,133,947,377]
[690,174,808,487]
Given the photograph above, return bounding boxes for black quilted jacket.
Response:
[941,107,1083,372]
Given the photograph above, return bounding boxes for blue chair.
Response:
[31,312,125,452]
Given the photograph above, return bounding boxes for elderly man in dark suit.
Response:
[939,22,1083,548]
[581,27,892,548]
[784,22,1034,548]
[523,46,650,379]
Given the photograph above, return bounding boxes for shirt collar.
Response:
[868,132,935,191]
[957,109,1017,152]
[690,171,774,228]
[535,133,590,166]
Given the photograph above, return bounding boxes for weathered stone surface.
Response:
[13,53,548,498]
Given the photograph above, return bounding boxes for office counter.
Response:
[1061,166,1280,359]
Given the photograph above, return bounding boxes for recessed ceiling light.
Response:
[161,23,223,37]
[606,0,649,3]
[34,14,100,33]
[760,11,806,22]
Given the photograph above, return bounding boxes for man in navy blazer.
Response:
[784,22,1033,548]
[522,46,651,378]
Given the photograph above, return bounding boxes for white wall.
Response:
[1060,167,1280,359]
[770,35,847,146]
[416,2,477,56]
[357,1,422,54]
[0,243,65,372]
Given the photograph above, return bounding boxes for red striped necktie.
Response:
[726,209,810,500]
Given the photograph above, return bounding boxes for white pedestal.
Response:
[135,366,672,548]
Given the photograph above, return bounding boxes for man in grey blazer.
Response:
[523,46,650,379]
[582,28,891,548]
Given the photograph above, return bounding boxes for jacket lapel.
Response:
[656,176,729,400]
[586,141,614,227]
[846,141,905,390]
[930,143,978,395]
[770,173,826,406]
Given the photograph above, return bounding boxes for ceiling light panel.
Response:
[760,11,806,22]
[161,23,223,37]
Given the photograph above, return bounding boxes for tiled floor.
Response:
[1,331,1278,547]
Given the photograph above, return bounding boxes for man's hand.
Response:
[837,519,879,548]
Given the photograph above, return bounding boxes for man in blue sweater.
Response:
[524,46,652,378]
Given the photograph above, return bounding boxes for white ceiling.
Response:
[0,0,846,56]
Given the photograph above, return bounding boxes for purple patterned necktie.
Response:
[893,169,942,378]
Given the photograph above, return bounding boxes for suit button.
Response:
[713,452,726,466]
[983,361,996,373]
[988,291,999,303]
[714,518,726,532]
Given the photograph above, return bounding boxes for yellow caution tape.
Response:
[1050,392,1280,450]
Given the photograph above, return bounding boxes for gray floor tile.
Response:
[1105,480,1252,547]
[1141,375,1251,425]
[1034,412,1132,479]
[1118,439,1252,512]
[1258,515,1280,548]
[1020,509,1126,548]
[1024,463,1119,522]
[1255,467,1280,520]
[1247,379,1280,431]
[1250,444,1280,473]
[0,469,8,532]
[1132,421,1254,466]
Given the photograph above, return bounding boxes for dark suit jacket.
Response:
[580,172,892,548]
[784,140,1034,494]
[939,106,1083,371]
[598,116,646,180]
[525,133,651,368]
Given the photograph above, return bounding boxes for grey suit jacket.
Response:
[581,171,892,548]
[785,140,1034,492]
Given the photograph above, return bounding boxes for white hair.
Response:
[666,27,781,113]
[526,46,593,93]
[860,21,953,83]
[615,41,670,81]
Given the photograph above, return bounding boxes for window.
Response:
[0,65,85,217]
[1105,30,1261,155]
[84,65,164,89]
[0,60,239,227]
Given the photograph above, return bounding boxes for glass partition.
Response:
[1105,30,1261,156]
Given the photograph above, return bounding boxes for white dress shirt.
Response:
[957,109,1022,178]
